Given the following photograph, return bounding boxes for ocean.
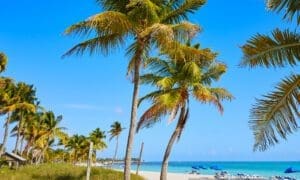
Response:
[127,161,300,179]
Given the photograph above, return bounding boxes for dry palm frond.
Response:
[241,29,300,68]
[250,74,300,151]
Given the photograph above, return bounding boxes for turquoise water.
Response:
[127,162,300,179]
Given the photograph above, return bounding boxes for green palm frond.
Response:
[96,0,130,13]
[65,11,132,37]
[127,0,161,24]
[63,33,126,57]
[0,52,8,73]
[241,29,300,68]
[250,74,300,151]
[162,0,206,23]
[201,63,227,84]
[267,0,300,24]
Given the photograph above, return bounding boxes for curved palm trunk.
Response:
[160,106,186,180]
[0,113,11,156]
[124,57,141,180]
[20,135,25,154]
[14,115,23,153]
[160,124,181,180]
[111,136,119,167]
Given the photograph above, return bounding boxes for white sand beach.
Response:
[138,171,215,180]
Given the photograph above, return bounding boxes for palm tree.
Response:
[0,81,36,156]
[137,43,233,180]
[64,1,207,178]
[0,52,7,73]
[109,121,125,166]
[241,0,300,151]
[65,134,89,164]
[89,128,107,161]
[36,111,65,163]
[10,83,37,154]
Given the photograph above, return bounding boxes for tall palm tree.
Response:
[137,43,232,180]
[89,128,107,160]
[109,121,125,166]
[0,81,36,156]
[0,52,7,73]
[64,1,207,178]
[241,0,300,151]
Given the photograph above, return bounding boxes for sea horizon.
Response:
[124,161,300,179]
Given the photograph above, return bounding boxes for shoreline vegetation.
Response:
[0,163,143,180]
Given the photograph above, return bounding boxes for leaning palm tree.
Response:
[64,1,207,178]
[109,121,125,166]
[137,43,233,180]
[10,83,37,154]
[0,81,36,156]
[0,52,7,73]
[241,0,300,151]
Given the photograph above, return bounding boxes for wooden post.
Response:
[86,141,93,180]
[136,142,144,175]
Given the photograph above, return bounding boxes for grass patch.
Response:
[0,163,144,180]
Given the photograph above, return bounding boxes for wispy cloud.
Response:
[63,104,104,111]
[114,106,123,114]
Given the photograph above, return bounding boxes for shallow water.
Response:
[116,161,300,179]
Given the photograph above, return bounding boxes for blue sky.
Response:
[0,0,299,161]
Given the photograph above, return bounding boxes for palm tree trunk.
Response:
[124,56,141,180]
[20,135,25,155]
[14,114,23,154]
[111,136,119,167]
[0,113,11,156]
[160,106,186,180]
[160,125,181,180]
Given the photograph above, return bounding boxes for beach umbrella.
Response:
[191,166,199,170]
[198,165,207,170]
[284,167,300,173]
[210,165,222,171]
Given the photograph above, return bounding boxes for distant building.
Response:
[1,152,26,168]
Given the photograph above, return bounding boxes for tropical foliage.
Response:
[138,42,233,180]
[241,0,300,151]
[64,0,207,178]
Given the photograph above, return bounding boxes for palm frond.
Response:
[171,21,201,42]
[201,63,227,84]
[162,0,206,23]
[95,0,130,13]
[63,33,126,57]
[241,29,300,68]
[267,0,300,24]
[250,74,300,151]
[136,103,168,132]
[127,0,161,24]
[0,52,7,73]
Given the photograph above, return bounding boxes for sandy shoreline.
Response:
[137,171,215,180]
